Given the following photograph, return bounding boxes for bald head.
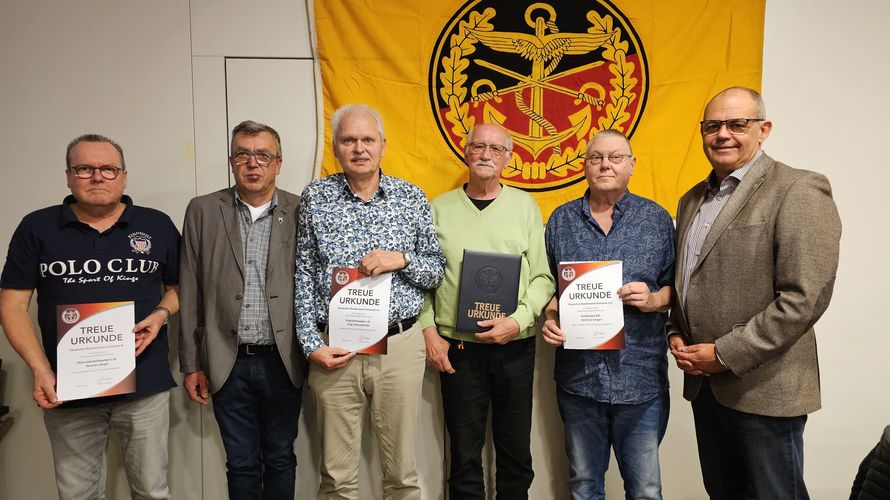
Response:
[705,87,766,119]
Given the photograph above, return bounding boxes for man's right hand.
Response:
[184,371,210,405]
[309,346,356,370]
[668,333,704,376]
[422,327,455,374]
[32,367,61,409]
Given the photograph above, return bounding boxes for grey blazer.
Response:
[671,153,840,417]
[178,187,306,392]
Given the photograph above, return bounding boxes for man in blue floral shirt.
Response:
[542,130,675,500]
[295,104,445,500]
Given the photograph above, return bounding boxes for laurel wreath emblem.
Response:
[437,6,639,184]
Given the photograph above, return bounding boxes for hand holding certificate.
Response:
[56,301,136,401]
[557,261,625,350]
[328,268,393,354]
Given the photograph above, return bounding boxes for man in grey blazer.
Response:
[669,87,841,499]
[179,120,306,500]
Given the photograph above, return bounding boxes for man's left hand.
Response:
[133,310,166,357]
[474,316,520,345]
[360,250,407,276]
[672,342,728,375]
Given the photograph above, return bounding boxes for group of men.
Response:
[0,86,840,500]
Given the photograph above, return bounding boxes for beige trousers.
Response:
[309,322,425,500]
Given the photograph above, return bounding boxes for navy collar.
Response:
[61,194,133,228]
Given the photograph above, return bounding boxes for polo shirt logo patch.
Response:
[128,232,152,254]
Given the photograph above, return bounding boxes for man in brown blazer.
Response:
[669,87,841,499]
[178,120,306,500]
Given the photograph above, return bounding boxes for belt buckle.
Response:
[387,320,404,336]
[244,344,257,355]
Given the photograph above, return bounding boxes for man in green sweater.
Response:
[419,123,555,499]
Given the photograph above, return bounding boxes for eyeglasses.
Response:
[700,118,765,135]
[231,151,280,166]
[585,153,632,165]
[68,165,124,179]
[468,142,510,158]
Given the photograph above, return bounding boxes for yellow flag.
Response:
[316,0,764,218]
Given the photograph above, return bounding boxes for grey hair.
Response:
[231,120,282,156]
[65,134,126,170]
[464,124,513,157]
[331,104,386,143]
[587,129,633,157]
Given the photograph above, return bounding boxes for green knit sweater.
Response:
[418,186,556,342]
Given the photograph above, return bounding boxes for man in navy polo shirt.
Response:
[0,134,180,500]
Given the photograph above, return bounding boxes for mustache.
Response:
[473,160,495,167]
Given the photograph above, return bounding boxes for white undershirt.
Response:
[245,200,272,222]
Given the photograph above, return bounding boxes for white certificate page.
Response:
[56,301,136,401]
[558,261,625,350]
[328,269,393,354]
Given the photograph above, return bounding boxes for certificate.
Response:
[56,301,136,401]
[328,268,392,354]
[558,261,625,350]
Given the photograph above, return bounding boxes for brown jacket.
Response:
[671,153,840,417]
[178,187,306,392]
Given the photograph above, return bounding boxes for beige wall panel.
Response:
[190,0,312,58]
[192,56,232,196]
[225,58,318,197]
[0,1,197,499]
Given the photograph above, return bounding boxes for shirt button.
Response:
[716,196,722,201]
[245,326,250,330]
[247,281,251,286]
[245,304,251,308]
[248,259,254,264]
[704,224,710,229]
[236,293,243,300]
[695,251,700,256]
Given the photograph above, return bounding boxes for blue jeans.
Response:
[556,388,669,500]
[212,350,302,500]
[692,380,808,500]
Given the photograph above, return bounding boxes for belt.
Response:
[238,343,277,355]
[386,316,417,336]
[317,316,417,337]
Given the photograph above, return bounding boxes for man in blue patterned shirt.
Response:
[542,130,675,500]
[295,104,445,499]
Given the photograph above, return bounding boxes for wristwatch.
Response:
[151,306,172,325]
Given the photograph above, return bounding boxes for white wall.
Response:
[0,1,888,499]
[760,1,890,497]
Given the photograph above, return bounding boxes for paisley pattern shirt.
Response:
[545,190,675,404]
[295,172,445,357]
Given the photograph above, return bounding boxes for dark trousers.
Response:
[692,380,808,500]
[212,350,303,500]
[440,336,535,500]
